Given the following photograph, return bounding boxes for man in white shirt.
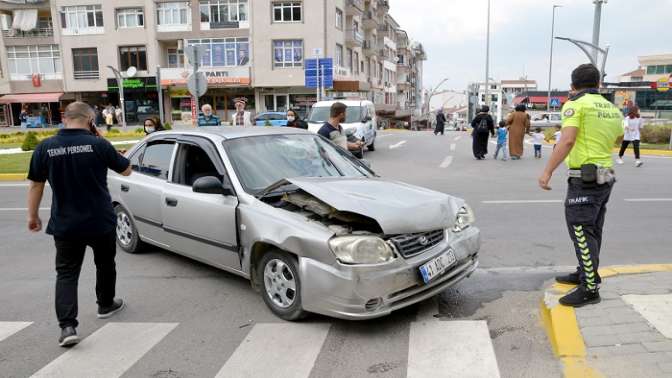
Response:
[231,97,252,127]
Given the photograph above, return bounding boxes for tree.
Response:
[21,132,39,151]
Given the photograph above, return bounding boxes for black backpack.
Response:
[476,116,489,133]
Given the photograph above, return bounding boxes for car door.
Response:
[116,139,176,248]
[362,105,375,143]
[160,136,241,271]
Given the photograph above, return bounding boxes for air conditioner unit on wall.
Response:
[0,14,12,31]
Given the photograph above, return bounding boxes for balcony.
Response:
[363,11,378,30]
[363,40,378,56]
[377,0,390,13]
[2,27,54,39]
[346,0,365,15]
[346,29,364,47]
[74,70,100,80]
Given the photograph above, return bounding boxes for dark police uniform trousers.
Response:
[565,178,615,290]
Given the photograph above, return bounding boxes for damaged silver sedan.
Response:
[110,127,480,320]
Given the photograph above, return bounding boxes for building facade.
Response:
[609,53,672,118]
[0,0,425,127]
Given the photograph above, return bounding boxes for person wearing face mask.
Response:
[286,109,308,129]
[198,104,221,127]
[143,117,165,135]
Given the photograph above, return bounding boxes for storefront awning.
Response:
[0,92,64,104]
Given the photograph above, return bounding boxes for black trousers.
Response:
[565,178,614,290]
[618,140,640,159]
[54,232,117,328]
[472,132,490,158]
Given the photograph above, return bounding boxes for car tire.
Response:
[258,250,306,321]
[367,140,376,151]
[114,205,144,254]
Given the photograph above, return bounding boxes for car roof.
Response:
[149,127,311,141]
[257,111,286,115]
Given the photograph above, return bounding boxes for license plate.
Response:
[419,249,457,284]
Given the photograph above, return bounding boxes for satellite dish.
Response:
[126,66,137,78]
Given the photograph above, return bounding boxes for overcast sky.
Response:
[389,0,672,92]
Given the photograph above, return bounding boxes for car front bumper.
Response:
[299,226,480,320]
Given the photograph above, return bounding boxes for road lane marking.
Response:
[407,320,500,378]
[624,198,672,202]
[0,208,50,211]
[0,322,32,342]
[622,294,672,338]
[31,322,177,378]
[389,141,407,149]
[439,156,453,168]
[482,200,562,204]
[450,143,456,152]
[215,323,330,378]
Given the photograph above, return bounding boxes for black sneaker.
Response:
[559,286,601,307]
[59,326,80,347]
[555,271,581,285]
[97,298,126,319]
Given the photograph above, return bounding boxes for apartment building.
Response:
[0,0,424,126]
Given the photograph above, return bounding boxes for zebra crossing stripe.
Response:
[31,322,177,378]
[215,323,330,378]
[407,320,501,378]
[0,321,32,342]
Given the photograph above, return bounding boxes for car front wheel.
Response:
[115,205,144,254]
[259,250,306,321]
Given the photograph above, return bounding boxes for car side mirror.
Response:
[193,176,234,196]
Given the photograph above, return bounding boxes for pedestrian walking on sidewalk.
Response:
[26,102,132,347]
[538,64,624,307]
[471,106,495,159]
[435,109,446,135]
[617,107,644,167]
[493,121,509,161]
[532,128,545,159]
[553,126,562,150]
[506,104,531,160]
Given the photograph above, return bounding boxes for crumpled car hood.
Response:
[286,177,462,235]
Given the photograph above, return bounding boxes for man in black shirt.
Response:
[27,102,132,347]
[317,102,363,152]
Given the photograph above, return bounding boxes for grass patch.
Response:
[0,153,32,174]
[639,143,671,151]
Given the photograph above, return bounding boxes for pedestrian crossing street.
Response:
[0,319,501,378]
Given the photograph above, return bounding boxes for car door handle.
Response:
[121,184,130,192]
[165,197,178,207]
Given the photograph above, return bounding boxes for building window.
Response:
[167,48,184,68]
[273,40,303,68]
[186,38,250,67]
[346,48,352,70]
[646,65,672,75]
[200,0,248,24]
[335,43,343,67]
[273,2,301,22]
[6,45,61,78]
[335,7,343,30]
[157,2,191,26]
[72,48,99,79]
[119,46,147,71]
[60,5,103,31]
[353,51,359,74]
[117,8,144,28]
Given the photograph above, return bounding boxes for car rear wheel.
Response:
[259,250,306,321]
[115,205,144,254]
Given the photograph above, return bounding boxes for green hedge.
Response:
[641,125,671,144]
[21,132,39,151]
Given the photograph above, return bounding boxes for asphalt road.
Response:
[1,130,670,378]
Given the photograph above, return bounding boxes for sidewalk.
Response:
[542,265,672,378]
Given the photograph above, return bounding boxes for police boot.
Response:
[555,269,581,285]
[559,286,601,308]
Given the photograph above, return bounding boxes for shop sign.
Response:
[169,88,191,97]
[107,77,158,92]
[654,76,671,92]
[160,67,251,87]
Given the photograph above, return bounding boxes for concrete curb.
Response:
[0,173,27,181]
[540,264,672,378]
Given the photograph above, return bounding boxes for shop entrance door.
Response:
[264,94,289,112]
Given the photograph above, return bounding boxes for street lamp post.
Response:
[555,37,610,86]
[547,5,562,112]
[107,65,136,129]
[592,0,607,63]
[484,0,491,107]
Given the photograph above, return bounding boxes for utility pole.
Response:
[592,0,606,63]
[547,5,561,112]
[484,0,491,109]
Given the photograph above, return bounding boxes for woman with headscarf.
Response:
[286,109,308,129]
[471,106,495,159]
[435,109,446,136]
[506,104,531,160]
[143,116,165,135]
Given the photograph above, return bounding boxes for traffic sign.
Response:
[305,58,334,89]
[187,72,207,98]
[550,98,561,107]
[185,45,204,66]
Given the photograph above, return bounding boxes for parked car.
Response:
[306,99,378,156]
[530,112,562,129]
[254,112,288,127]
[110,128,480,321]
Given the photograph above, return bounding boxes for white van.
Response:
[306,99,378,154]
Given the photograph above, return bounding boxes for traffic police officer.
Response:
[538,64,624,307]
[27,102,132,346]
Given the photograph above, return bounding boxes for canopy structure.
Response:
[0,92,63,104]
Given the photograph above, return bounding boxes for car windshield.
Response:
[223,134,371,194]
[308,106,363,124]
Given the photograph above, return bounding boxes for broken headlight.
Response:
[451,204,475,233]
[329,236,395,264]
